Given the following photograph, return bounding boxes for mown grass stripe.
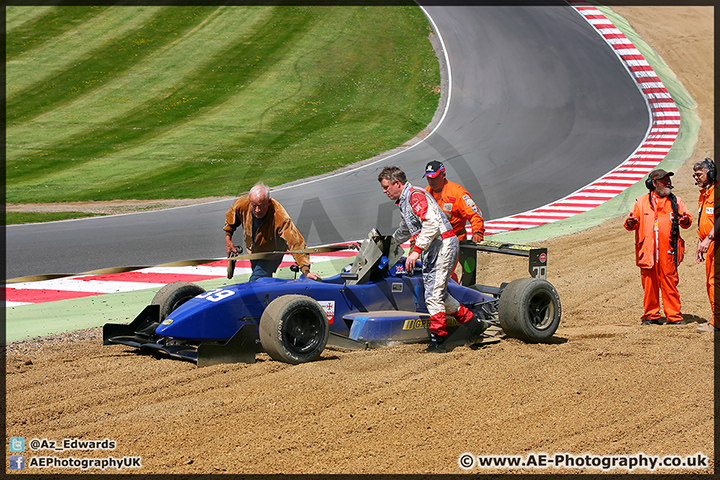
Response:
[6,7,269,155]
[7,7,322,186]
[6,6,109,60]
[7,6,219,125]
[6,7,162,100]
[6,7,59,35]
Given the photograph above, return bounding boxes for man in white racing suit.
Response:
[378,165,488,353]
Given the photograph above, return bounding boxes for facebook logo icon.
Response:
[9,455,25,470]
[9,437,25,452]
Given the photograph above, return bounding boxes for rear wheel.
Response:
[151,281,206,320]
[498,278,560,342]
[259,295,329,364]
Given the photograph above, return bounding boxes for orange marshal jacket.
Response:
[425,180,484,240]
[223,196,311,271]
[624,192,692,269]
[697,183,716,240]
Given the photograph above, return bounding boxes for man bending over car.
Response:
[378,166,488,353]
[224,183,321,282]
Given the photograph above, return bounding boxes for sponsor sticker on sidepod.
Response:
[318,301,335,324]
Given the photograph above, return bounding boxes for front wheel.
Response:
[151,281,206,320]
[498,278,561,342]
[259,295,329,364]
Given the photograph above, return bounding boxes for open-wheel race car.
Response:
[103,230,561,366]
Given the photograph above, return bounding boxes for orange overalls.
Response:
[624,192,692,323]
[697,183,718,325]
[426,180,485,241]
[426,180,484,281]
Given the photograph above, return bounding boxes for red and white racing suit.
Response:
[393,183,475,337]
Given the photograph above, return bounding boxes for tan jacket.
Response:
[223,196,311,273]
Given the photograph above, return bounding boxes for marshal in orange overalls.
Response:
[696,183,718,325]
[425,180,485,241]
[624,192,692,323]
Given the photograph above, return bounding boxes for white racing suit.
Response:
[392,183,475,337]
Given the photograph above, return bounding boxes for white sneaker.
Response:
[696,323,719,333]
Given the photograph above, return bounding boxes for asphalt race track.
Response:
[6,3,649,279]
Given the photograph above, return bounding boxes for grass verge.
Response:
[6,212,105,225]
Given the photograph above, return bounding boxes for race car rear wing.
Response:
[458,240,548,287]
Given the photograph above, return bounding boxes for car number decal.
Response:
[196,288,235,302]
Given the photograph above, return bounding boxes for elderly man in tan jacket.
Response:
[224,183,321,282]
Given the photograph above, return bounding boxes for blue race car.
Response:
[103,230,561,366]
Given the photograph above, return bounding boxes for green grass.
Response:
[6,212,105,225]
[6,5,441,203]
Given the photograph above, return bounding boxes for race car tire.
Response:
[259,295,329,364]
[498,278,561,342]
[151,281,206,320]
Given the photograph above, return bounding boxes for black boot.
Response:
[423,332,447,353]
[465,316,489,346]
